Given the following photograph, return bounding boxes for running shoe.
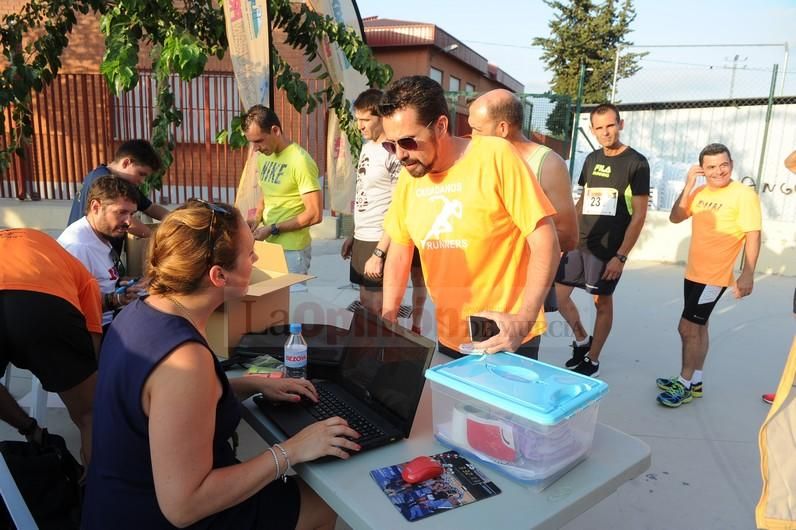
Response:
[572,356,600,377]
[657,381,693,408]
[657,377,702,398]
[565,336,593,368]
[762,393,775,405]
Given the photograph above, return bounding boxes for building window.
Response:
[465,83,476,95]
[449,76,460,93]
[429,67,443,84]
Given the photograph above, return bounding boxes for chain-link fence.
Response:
[443,91,573,157]
[570,48,795,223]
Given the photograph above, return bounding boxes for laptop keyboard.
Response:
[307,386,386,444]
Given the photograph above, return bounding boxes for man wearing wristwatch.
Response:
[243,105,322,278]
[555,103,650,377]
[1,228,103,464]
[59,175,143,333]
[341,89,426,332]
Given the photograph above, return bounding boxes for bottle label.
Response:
[284,345,307,378]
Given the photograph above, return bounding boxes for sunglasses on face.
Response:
[381,118,437,155]
[188,198,234,268]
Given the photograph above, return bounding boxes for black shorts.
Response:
[205,475,300,530]
[0,290,97,393]
[681,279,727,325]
[555,249,619,296]
[350,239,421,290]
[438,335,541,360]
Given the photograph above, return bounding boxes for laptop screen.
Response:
[338,311,435,435]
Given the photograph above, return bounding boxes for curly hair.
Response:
[85,175,140,214]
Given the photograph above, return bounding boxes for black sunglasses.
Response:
[188,198,234,267]
[382,119,437,155]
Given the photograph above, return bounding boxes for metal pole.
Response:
[568,63,587,178]
[781,43,789,96]
[756,64,778,190]
[610,46,622,103]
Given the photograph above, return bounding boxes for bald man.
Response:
[469,89,578,318]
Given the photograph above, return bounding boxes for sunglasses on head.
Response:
[381,118,437,155]
[188,198,234,268]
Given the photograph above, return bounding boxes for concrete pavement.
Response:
[4,238,793,529]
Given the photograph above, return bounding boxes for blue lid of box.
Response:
[425,352,608,425]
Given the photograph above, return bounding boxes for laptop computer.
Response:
[254,310,436,453]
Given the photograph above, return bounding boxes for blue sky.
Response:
[356,0,796,101]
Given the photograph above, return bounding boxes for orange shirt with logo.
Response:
[0,228,102,333]
[685,180,762,287]
[384,136,556,350]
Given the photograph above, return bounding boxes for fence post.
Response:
[568,63,586,178]
[756,64,778,190]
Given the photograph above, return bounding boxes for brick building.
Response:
[0,4,527,202]
[363,17,524,136]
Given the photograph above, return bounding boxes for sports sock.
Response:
[678,375,691,389]
[575,336,590,347]
[692,370,703,384]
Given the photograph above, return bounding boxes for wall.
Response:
[570,101,795,276]
[573,102,796,222]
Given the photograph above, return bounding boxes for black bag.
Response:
[0,431,83,530]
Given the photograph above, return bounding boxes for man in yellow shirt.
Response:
[657,143,762,407]
[243,105,322,276]
[379,76,560,359]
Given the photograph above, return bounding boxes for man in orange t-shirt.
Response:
[0,228,102,463]
[656,143,762,407]
[379,76,560,359]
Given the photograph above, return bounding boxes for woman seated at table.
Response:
[83,199,360,529]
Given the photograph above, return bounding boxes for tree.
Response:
[545,98,571,138]
[533,0,644,104]
[0,0,392,190]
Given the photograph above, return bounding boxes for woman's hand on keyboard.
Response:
[283,417,361,462]
[257,378,318,403]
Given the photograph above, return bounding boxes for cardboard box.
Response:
[207,241,313,358]
[125,223,158,278]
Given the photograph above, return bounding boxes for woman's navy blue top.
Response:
[82,298,253,529]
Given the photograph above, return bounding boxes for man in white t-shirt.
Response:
[341,89,427,333]
[59,175,142,331]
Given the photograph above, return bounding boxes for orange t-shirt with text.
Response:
[685,180,762,287]
[0,228,102,333]
[384,136,556,350]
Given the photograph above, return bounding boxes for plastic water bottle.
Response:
[284,323,308,379]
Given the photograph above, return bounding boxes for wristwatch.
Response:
[615,253,628,263]
[270,223,280,236]
[372,248,386,259]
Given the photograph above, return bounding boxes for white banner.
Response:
[223,0,271,218]
[307,0,369,215]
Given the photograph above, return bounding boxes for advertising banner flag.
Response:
[307,0,369,215]
[223,0,272,220]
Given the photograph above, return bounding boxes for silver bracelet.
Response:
[267,447,280,482]
[273,443,290,482]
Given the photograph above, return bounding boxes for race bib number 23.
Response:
[582,187,618,216]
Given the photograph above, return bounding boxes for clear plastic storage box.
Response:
[425,353,608,487]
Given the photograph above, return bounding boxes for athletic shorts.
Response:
[0,290,97,393]
[438,335,541,360]
[350,239,421,290]
[555,248,620,296]
[681,279,727,325]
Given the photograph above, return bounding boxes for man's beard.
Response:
[404,135,438,178]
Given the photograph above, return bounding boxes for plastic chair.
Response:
[2,367,52,422]
[0,451,38,530]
